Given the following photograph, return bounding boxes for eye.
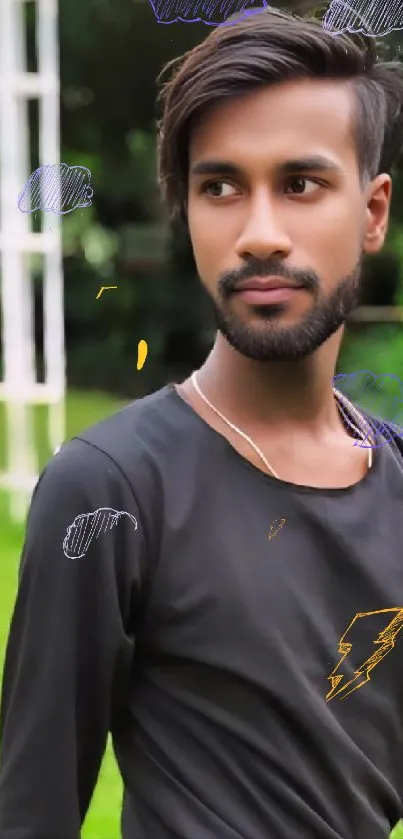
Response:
[284,176,322,195]
[201,180,238,198]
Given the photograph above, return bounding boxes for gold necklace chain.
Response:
[190,371,373,479]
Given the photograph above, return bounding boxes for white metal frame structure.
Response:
[0,0,65,522]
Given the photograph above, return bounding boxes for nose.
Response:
[235,193,292,261]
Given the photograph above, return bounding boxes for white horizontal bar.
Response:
[348,306,403,322]
[0,232,60,252]
[0,472,38,492]
[0,383,64,402]
[0,73,59,96]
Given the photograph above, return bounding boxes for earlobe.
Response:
[363,174,392,253]
[364,207,390,253]
[363,226,386,254]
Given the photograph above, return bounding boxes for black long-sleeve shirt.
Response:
[1,383,403,838]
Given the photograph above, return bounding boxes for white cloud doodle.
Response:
[322,0,403,37]
[63,507,138,559]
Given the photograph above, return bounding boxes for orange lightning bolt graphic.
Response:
[326,607,403,701]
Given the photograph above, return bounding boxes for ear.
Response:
[363,173,392,254]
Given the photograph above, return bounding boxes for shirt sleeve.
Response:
[0,438,143,839]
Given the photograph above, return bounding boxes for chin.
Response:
[214,309,343,362]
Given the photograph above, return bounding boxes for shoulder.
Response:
[48,384,180,489]
[73,383,183,469]
[27,384,187,562]
[360,409,403,456]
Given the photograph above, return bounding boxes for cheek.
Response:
[304,204,363,264]
[315,191,363,240]
[189,205,230,271]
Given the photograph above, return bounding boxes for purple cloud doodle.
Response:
[149,0,268,26]
[18,163,93,216]
[333,370,403,450]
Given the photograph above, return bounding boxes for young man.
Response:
[1,7,403,839]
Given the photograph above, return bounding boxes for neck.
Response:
[196,329,346,436]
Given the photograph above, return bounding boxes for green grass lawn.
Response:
[0,389,402,839]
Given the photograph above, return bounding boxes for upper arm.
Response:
[0,439,143,838]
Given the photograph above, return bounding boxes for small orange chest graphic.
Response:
[268,518,286,541]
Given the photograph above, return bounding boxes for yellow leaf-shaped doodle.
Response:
[268,517,286,540]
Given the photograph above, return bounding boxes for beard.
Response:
[205,257,362,362]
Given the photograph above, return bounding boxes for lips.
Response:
[231,277,304,306]
[235,277,302,292]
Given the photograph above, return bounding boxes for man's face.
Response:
[187,79,391,361]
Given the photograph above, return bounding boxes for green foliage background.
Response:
[22,0,403,402]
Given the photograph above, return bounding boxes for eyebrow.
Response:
[190,156,343,179]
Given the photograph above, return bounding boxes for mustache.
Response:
[218,260,319,298]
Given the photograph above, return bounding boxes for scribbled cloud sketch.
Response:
[17,162,93,216]
[149,0,268,26]
[322,0,403,37]
[333,369,403,449]
[63,507,138,559]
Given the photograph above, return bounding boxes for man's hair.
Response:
[156,6,403,223]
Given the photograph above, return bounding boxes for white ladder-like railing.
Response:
[0,0,65,522]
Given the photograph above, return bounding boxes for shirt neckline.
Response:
[165,381,382,497]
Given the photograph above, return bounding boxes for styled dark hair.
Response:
[156,6,403,223]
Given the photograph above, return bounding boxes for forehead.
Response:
[189,78,358,173]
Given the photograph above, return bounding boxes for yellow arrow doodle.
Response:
[96,286,118,300]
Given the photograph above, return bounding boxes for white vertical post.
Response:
[0,0,36,520]
[0,0,65,523]
[37,0,66,455]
